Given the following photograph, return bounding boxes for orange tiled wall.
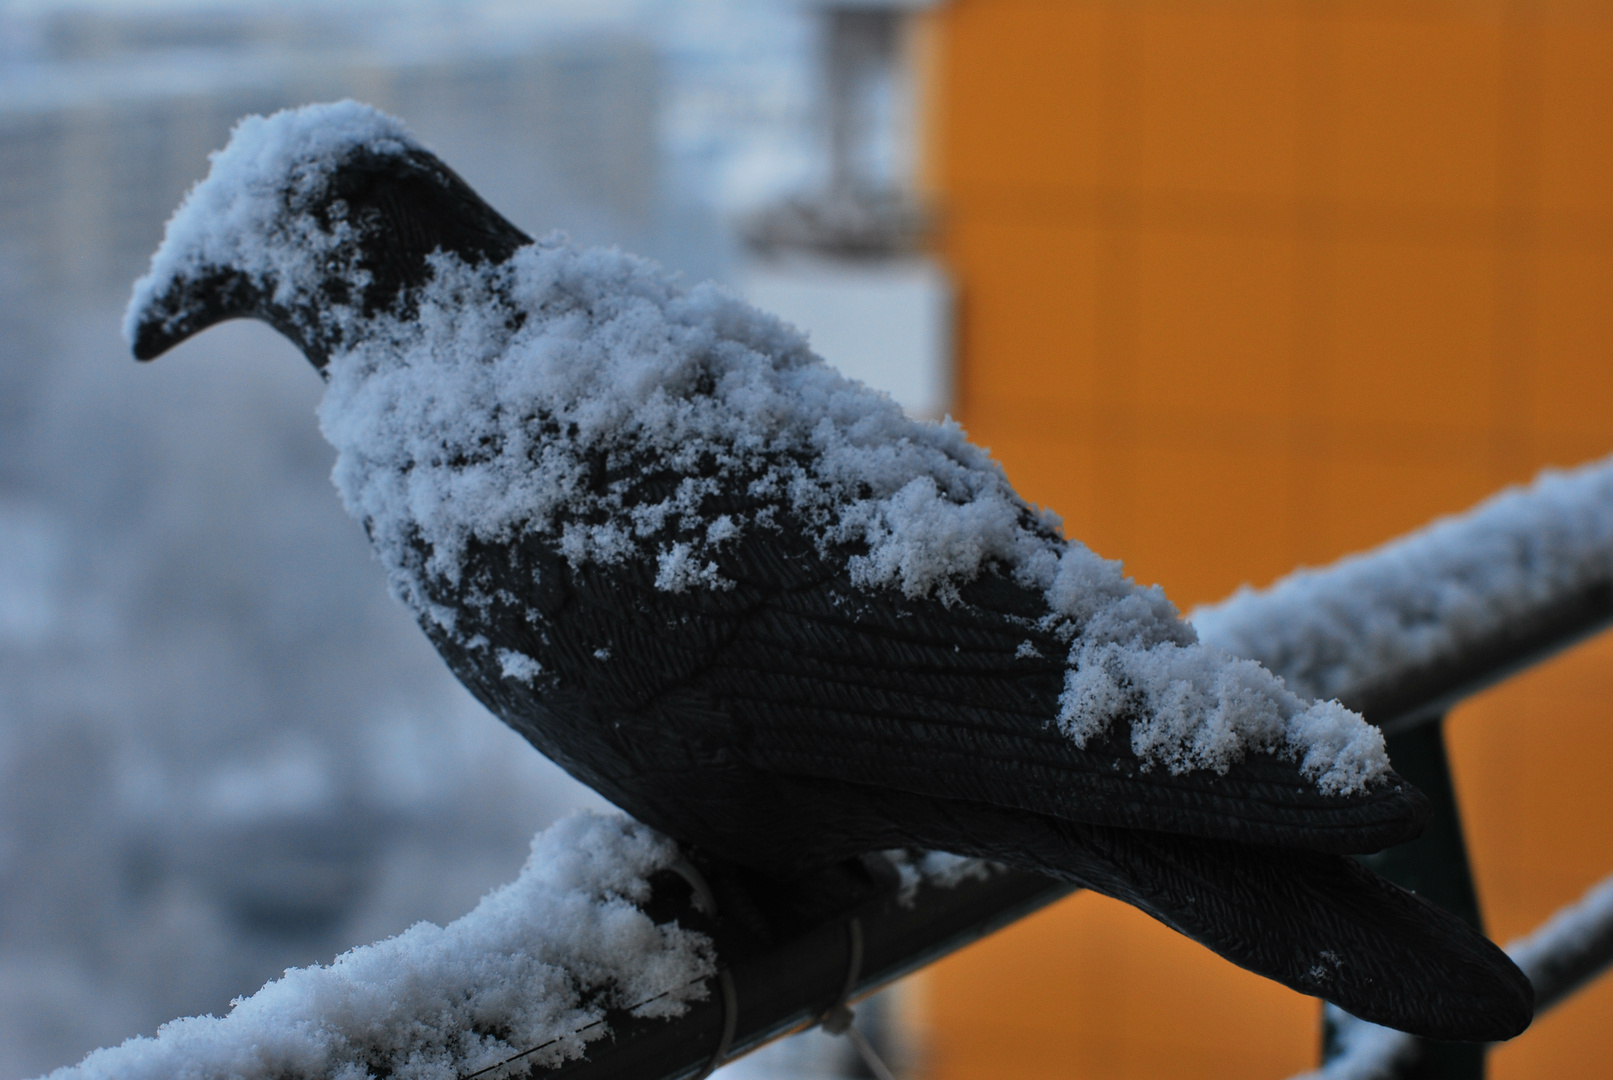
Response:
[920,2,1613,1077]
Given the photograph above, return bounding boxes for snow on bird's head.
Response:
[123,101,422,349]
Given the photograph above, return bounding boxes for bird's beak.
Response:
[129,265,267,362]
[128,265,329,371]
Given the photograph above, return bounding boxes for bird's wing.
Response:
[458,503,1525,1044]
[541,514,1427,857]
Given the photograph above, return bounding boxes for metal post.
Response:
[1324,716,1486,1079]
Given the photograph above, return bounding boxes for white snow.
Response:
[497,648,544,682]
[1058,645,1386,793]
[1507,868,1613,1002]
[131,101,1390,795]
[42,811,715,1080]
[35,824,1015,1080]
[1193,455,1613,705]
[124,100,419,347]
[1288,1007,1417,1080]
[885,849,1000,908]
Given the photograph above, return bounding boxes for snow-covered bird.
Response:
[128,102,1531,1042]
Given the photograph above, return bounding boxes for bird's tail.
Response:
[913,802,1533,1041]
[1038,822,1532,1041]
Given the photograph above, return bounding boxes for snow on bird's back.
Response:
[317,238,1387,794]
[126,101,1388,796]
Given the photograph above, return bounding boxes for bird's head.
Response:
[125,101,531,372]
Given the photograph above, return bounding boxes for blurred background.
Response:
[0,1,1610,1079]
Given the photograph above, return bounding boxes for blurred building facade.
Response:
[737,1,953,421]
[0,13,665,1078]
[918,2,1613,1078]
[0,13,660,299]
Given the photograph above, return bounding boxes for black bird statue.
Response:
[128,102,1531,1042]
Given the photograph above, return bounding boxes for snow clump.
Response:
[886,849,1002,908]
[42,812,714,1080]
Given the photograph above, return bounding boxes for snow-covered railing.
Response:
[49,457,1613,1080]
[1193,455,1613,732]
[1193,454,1613,1080]
[1509,869,1613,1012]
